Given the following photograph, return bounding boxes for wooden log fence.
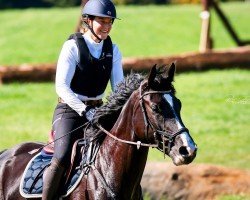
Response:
[0,46,249,84]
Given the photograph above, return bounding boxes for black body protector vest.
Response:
[69,32,113,97]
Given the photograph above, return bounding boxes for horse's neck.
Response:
[97,98,149,195]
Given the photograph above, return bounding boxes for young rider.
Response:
[42,0,124,199]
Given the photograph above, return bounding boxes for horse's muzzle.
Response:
[170,144,197,165]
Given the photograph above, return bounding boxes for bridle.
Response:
[138,83,189,154]
[96,82,189,155]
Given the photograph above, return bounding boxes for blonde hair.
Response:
[80,16,88,33]
[80,15,95,33]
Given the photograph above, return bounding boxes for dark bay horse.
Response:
[0,63,197,199]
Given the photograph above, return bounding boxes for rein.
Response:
[96,123,158,149]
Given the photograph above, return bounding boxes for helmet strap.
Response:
[83,21,102,43]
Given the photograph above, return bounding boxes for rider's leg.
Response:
[42,158,65,200]
[42,103,85,200]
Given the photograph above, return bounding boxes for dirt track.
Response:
[141,162,250,200]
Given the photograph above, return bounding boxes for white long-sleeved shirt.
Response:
[55,33,124,116]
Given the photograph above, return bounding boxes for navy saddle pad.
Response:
[19,150,84,199]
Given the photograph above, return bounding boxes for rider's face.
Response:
[89,17,113,42]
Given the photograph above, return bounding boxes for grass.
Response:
[0,83,56,145]
[216,194,250,200]
[0,2,249,65]
[1,69,249,170]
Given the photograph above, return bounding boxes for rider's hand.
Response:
[84,106,96,121]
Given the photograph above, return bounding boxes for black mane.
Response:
[93,72,144,130]
[85,65,176,139]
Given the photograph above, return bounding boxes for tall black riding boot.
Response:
[42,158,65,200]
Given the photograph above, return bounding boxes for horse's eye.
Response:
[151,104,161,113]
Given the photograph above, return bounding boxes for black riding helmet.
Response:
[82,0,118,20]
[82,0,119,42]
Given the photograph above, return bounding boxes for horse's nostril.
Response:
[179,146,189,156]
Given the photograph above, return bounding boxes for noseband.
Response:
[139,83,189,154]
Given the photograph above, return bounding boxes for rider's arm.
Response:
[55,39,87,116]
[110,44,124,92]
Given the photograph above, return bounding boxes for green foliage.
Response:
[113,0,170,5]
[0,0,81,8]
[0,0,51,9]
[0,0,245,8]
[0,0,169,7]
[45,0,81,7]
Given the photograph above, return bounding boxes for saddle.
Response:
[20,131,101,198]
[42,130,55,154]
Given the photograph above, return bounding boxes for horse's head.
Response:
[133,63,197,165]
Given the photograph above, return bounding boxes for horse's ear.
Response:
[148,64,157,87]
[167,63,176,83]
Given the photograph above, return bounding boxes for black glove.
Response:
[85,106,96,121]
